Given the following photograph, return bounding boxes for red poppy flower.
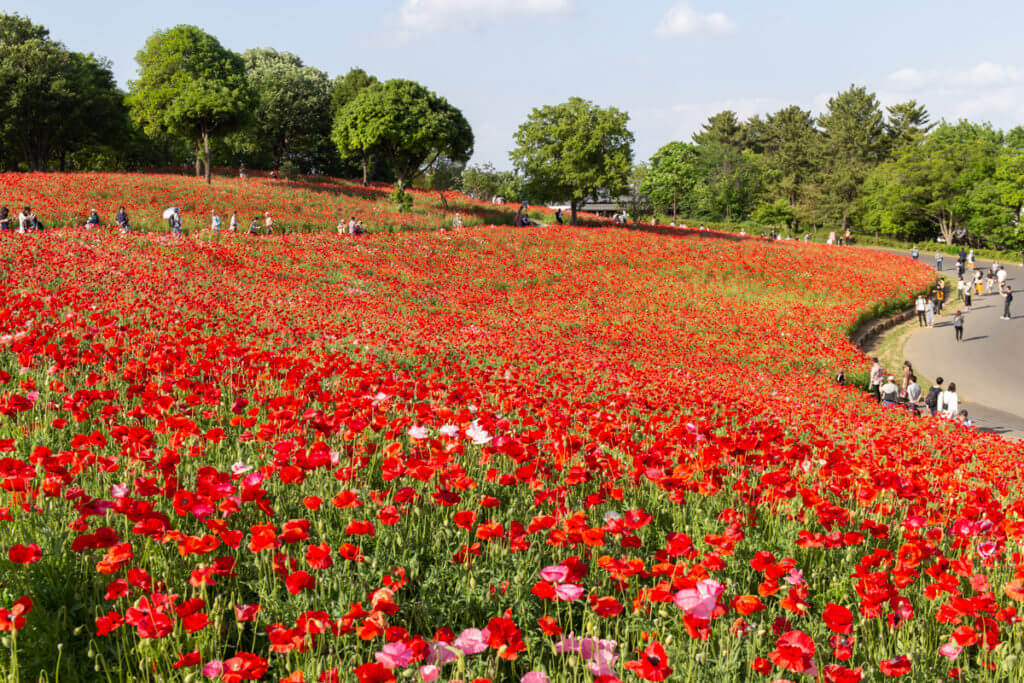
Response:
[878,656,911,677]
[823,603,853,635]
[624,641,673,681]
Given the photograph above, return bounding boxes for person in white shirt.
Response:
[211,210,222,231]
[998,266,1007,289]
[879,376,900,404]
[915,295,926,326]
[941,383,959,419]
[924,299,935,328]
[17,206,36,233]
[229,211,239,232]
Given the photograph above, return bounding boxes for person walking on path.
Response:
[1002,286,1014,320]
[911,245,919,260]
[963,284,972,311]
[997,266,1007,291]
[936,251,943,271]
[956,278,965,303]
[935,283,945,314]
[953,310,964,342]
[869,358,884,401]
[915,295,926,326]
[925,377,944,417]
[925,298,936,328]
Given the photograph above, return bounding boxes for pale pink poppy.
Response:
[939,642,962,660]
[674,578,726,620]
[454,628,490,655]
[376,641,414,668]
[540,565,569,583]
[521,673,550,683]
[419,665,440,682]
[588,648,619,676]
[554,583,584,601]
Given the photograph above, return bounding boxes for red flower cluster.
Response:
[0,171,1019,680]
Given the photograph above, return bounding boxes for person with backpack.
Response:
[924,377,944,417]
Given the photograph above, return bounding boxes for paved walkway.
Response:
[875,247,1024,437]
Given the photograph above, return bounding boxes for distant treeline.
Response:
[3,12,1023,244]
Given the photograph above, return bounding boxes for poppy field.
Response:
[2,175,1024,683]
[0,171,561,234]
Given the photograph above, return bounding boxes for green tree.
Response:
[885,100,934,154]
[641,141,699,222]
[510,97,634,225]
[864,121,1005,244]
[332,79,473,194]
[814,85,887,232]
[128,25,253,184]
[415,156,465,210]
[0,13,127,170]
[692,110,746,148]
[232,48,333,171]
[331,68,379,116]
[760,105,818,208]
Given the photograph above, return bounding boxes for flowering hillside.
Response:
[0,171,569,233]
[0,216,1020,683]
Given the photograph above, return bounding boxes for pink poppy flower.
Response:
[674,578,726,620]
[521,673,550,683]
[939,642,962,660]
[554,583,584,601]
[454,627,490,655]
[375,641,414,668]
[202,660,224,678]
[419,665,440,682]
[540,565,569,583]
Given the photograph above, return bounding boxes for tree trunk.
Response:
[204,132,212,185]
[841,213,849,233]
[673,188,677,223]
[570,200,578,226]
[362,157,369,186]
[195,144,202,177]
[438,190,449,211]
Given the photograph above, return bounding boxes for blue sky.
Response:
[14,1,1024,168]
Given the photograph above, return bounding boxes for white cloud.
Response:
[655,4,736,39]
[887,62,1024,92]
[398,0,572,34]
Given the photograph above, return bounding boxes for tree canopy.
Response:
[128,25,253,183]
[0,13,126,170]
[510,97,634,224]
[332,79,473,193]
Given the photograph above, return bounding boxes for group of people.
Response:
[826,229,852,245]
[0,206,44,232]
[912,246,1014,326]
[868,358,970,424]
[336,216,366,235]
[913,278,949,329]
